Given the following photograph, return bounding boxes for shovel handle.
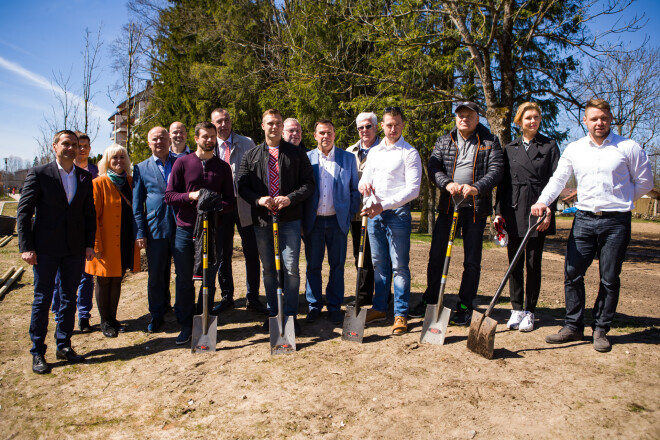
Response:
[483,212,547,318]
[354,215,368,315]
[272,213,286,335]
[434,195,465,320]
[202,213,209,333]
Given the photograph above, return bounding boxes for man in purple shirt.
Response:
[164,121,236,345]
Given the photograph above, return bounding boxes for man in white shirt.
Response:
[359,107,422,335]
[532,98,653,352]
[302,120,360,325]
[169,121,190,157]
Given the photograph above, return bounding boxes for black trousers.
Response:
[350,219,374,304]
[507,235,546,313]
[96,275,123,324]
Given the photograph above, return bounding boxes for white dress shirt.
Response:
[537,131,653,212]
[317,146,336,216]
[359,135,422,211]
[56,161,77,204]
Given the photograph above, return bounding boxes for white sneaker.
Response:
[507,310,525,330]
[519,312,535,332]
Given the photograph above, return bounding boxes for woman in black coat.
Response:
[494,102,560,332]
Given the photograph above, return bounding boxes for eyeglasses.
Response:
[357,124,372,131]
[384,106,402,113]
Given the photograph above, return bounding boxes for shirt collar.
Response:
[382,135,405,150]
[56,160,75,176]
[152,154,170,165]
[588,130,615,148]
[218,133,233,146]
[319,145,335,160]
[360,136,380,150]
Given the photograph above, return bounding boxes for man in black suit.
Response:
[18,130,96,374]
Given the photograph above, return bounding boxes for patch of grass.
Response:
[628,402,647,413]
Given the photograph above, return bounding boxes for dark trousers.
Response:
[423,208,487,309]
[96,275,124,325]
[52,270,94,322]
[173,226,219,329]
[507,235,546,312]
[350,219,374,304]
[217,211,261,303]
[564,211,631,333]
[29,254,85,356]
[146,236,174,319]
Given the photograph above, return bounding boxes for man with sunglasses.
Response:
[410,101,503,326]
[359,107,422,335]
[346,112,380,307]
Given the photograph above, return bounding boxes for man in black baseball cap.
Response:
[409,100,503,326]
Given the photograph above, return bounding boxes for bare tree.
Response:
[82,26,104,140]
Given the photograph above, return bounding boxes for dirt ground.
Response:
[0,216,658,439]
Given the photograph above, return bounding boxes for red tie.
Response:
[223,141,231,163]
[268,147,279,198]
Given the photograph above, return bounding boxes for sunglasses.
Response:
[384,106,402,113]
[357,124,373,131]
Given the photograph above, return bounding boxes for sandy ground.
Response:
[0,217,658,439]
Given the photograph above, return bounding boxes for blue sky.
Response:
[0,0,659,163]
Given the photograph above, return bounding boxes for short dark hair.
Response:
[314,119,335,132]
[53,130,78,144]
[194,121,217,137]
[383,106,405,121]
[74,130,90,142]
[262,108,282,121]
[585,98,612,115]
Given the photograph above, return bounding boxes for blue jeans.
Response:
[564,211,631,333]
[146,236,175,320]
[254,220,301,317]
[368,205,412,317]
[51,270,94,322]
[304,215,347,312]
[172,227,218,330]
[423,208,487,309]
[29,254,85,355]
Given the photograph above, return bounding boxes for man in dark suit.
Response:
[237,109,315,331]
[18,130,96,374]
[133,126,178,333]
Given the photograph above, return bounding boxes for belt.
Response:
[580,210,628,218]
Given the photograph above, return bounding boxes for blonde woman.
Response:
[494,103,560,332]
[85,144,140,337]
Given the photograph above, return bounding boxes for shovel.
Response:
[467,212,547,359]
[269,213,296,355]
[192,213,218,353]
[342,215,368,343]
[420,195,465,345]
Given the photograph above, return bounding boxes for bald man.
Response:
[169,121,190,157]
[133,126,179,333]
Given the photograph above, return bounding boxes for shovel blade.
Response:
[420,304,452,345]
[342,306,367,343]
[467,310,497,359]
[269,315,296,355]
[191,314,217,353]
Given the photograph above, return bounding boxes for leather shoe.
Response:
[365,309,387,324]
[392,316,408,335]
[211,298,235,315]
[329,310,344,325]
[305,308,322,323]
[175,328,192,345]
[101,322,118,338]
[147,317,163,333]
[78,318,93,333]
[56,347,85,363]
[32,354,51,374]
[111,320,126,333]
[545,327,583,344]
[593,329,612,353]
[246,299,268,315]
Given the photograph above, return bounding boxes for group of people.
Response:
[18,98,653,374]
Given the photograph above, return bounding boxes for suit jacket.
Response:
[303,147,361,235]
[495,133,561,237]
[215,132,257,227]
[85,175,141,276]
[346,137,380,222]
[17,161,95,257]
[237,140,315,227]
[133,156,177,241]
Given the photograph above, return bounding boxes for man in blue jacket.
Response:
[302,120,360,325]
[133,126,178,333]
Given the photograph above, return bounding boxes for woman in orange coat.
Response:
[85,144,140,338]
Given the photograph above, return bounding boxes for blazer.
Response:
[346,137,379,222]
[495,133,561,237]
[133,156,177,241]
[237,140,315,227]
[302,147,361,235]
[85,175,141,276]
[215,132,257,228]
[17,161,95,257]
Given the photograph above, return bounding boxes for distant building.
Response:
[108,81,153,147]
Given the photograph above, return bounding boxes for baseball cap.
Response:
[455,101,481,116]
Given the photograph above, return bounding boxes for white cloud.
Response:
[0,55,112,121]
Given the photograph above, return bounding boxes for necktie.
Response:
[268,147,279,198]
[223,141,231,163]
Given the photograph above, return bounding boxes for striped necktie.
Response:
[268,147,279,198]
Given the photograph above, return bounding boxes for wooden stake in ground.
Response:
[0,266,24,300]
